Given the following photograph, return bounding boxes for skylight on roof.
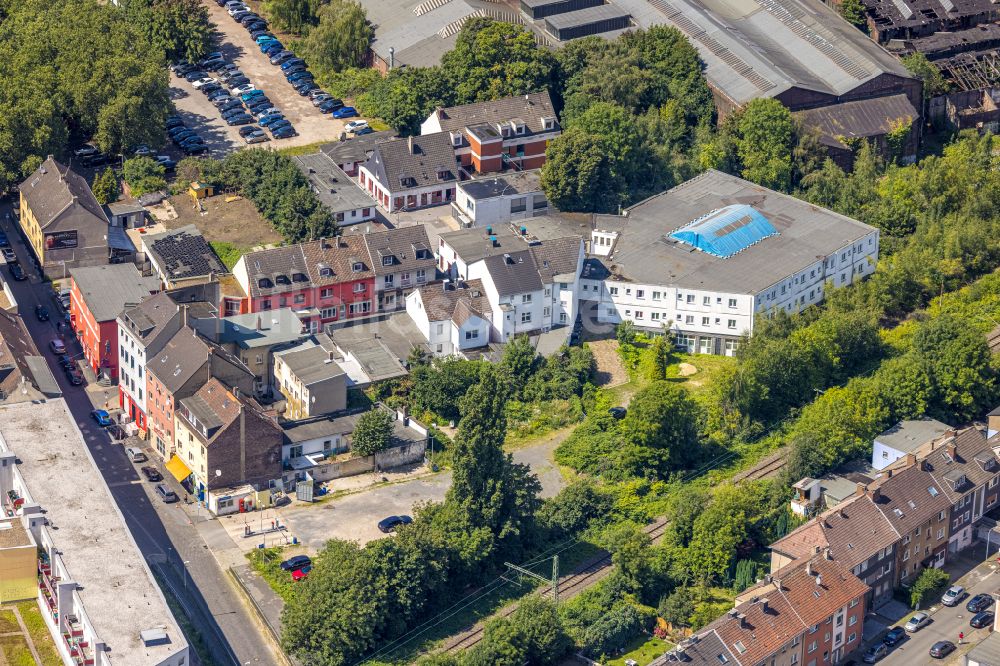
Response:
[928,486,939,497]
[668,204,778,258]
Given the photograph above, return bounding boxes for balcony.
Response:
[63,616,94,666]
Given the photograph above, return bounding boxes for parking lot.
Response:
[168,0,356,156]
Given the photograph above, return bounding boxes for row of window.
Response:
[606,286,740,309]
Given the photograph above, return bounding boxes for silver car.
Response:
[905,612,930,632]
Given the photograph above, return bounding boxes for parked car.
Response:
[268,119,291,132]
[8,263,25,281]
[125,447,148,463]
[294,81,318,95]
[35,305,49,321]
[280,555,311,571]
[155,484,179,503]
[227,114,253,126]
[968,593,994,613]
[155,157,177,170]
[231,84,256,95]
[245,132,269,144]
[199,52,224,64]
[377,515,413,533]
[270,51,294,65]
[182,143,207,155]
[256,34,279,45]
[238,13,260,25]
[231,9,253,20]
[942,585,966,607]
[207,88,230,101]
[272,126,298,139]
[169,60,190,73]
[184,70,207,82]
[65,368,84,386]
[281,58,305,71]
[246,20,268,32]
[73,144,100,159]
[862,644,887,664]
[331,106,357,119]
[904,612,930,632]
[288,72,314,85]
[318,99,343,114]
[253,106,280,119]
[200,83,222,96]
[283,63,307,76]
[260,41,281,54]
[311,93,333,106]
[133,144,153,156]
[929,641,955,659]
[91,409,113,426]
[201,58,226,71]
[2,247,16,263]
[225,75,250,88]
[240,89,265,102]
[171,131,197,144]
[139,466,162,482]
[223,109,250,121]
[238,125,261,137]
[345,119,369,133]
[259,114,284,127]
[609,406,627,419]
[250,29,273,41]
[219,62,240,74]
[291,565,312,581]
[354,126,374,136]
[971,611,994,628]
[165,117,185,129]
[57,354,74,371]
[882,626,906,646]
[0,232,9,248]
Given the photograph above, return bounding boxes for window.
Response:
[849,598,859,608]
[808,641,817,653]
[510,198,527,214]
[352,262,364,272]
[348,301,371,314]
[465,329,479,340]
[727,319,736,329]
[321,307,337,319]
[702,317,710,326]
[293,294,305,304]
[849,615,857,627]
[320,288,333,298]
[609,287,619,296]
[544,306,551,317]
[261,299,271,309]
[637,289,645,299]
[685,315,694,324]
[651,312,660,320]
[384,274,395,286]
[521,312,532,323]
[635,311,643,319]
[810,624,819,634]
[686,294,695,304]
[703,296,711,306]
[416,269,426,282]
[436,323,444,335]
[353,283,366,293]
[522,294,532,304]
[728,298,737,307]
[255,354,264,364]
[382,256,394,267]
[652,291,661,300]
[937,528,944,539]
[848,633,856,644]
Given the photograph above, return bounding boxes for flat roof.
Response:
[614,0,913,107]
[209,308,306,349]
[281,409,426,445]
[545,3,631,30]
[876,418,951,453]
[293,153,376,215]
[0,400,186,664]
[592,169,878,293]
[460,170,543,200]
[70,264,160,322]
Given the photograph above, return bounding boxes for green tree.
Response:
[264,0,324,33]
[735,98,795,191]
[615,320,636,346]
[122,156,167,196]
[441,18,557,104]
[410,357,483,422]
[649,335,671,380]
[902,52,950,99]
[359,67,447,134]
[540,128,621,213]
[91,168,119,205]
[622,381,702,474]
[910,567,949,609]
[658,587,695,627]
[463,597,570,666]
[299,0,373,78]
[128,0,213,62]
[351,409,395,456]
[913,314,996,422]
[447,367,541,545]
[499,335,538,400]
[837,0,868,31]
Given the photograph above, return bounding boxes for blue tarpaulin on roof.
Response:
[669,204,778,258]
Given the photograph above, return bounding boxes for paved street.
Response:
[853,551,1000,665]
[0,203,280,666]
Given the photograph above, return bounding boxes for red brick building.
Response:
[665,555,868,665]
[69,264,159,382]
[419,91,561,174]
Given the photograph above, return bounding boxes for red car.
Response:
[291,565,311,581]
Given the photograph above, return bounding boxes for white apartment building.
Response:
[0,400,188,666]
[406,279,493,356]
[587,170,879,355]
[451,170,549,228]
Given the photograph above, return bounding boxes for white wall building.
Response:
[588,170,880,355]
[451,170,549,228]
[871,418,951,471]
[405,279,493,356]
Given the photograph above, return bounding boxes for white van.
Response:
[125,447,147,463]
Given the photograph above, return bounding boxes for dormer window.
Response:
[275,274,291,286]
[499,124,512,138]
[382,256,394,267]
[258,277,273,289]
[541,116,555,131]
[352,262,363,272]
[450,131,463,147]
[437,169,452,181]
[292,272,308,282]
[513,121,526,135]
[319,267,333,277]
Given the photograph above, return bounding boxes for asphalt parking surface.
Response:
[167,0,353,155]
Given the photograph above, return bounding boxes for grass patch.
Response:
[505,400,583,449]
[0,634,35,666]
[277,141,333,158]
[0,608,19,633]
[14,603,60,666]
[369,119,391,132]
[247,547,299,602]
[209,241,245,271]
[605,635,674,666]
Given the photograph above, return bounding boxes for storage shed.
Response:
[520,0,604,20]
[544,4,631,41]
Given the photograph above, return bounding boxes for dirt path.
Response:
[589,339,629,388]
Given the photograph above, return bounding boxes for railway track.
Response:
[443,518,669,653]
[732,449,788,483]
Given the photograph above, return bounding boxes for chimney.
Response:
[408,136,414,154]
[256,315,262,331]
[816,574,823,587]
[181,304,189,328]
[868,487,881,502]
[738,613,747,629]
[905,453,917,467]
[806,562,813,576]
[855,482,867,497]
[824,547,832,560]
[886,468,893,478]
[388,46,395,69]
[765,574,773,584]
[947,441,958,460]
[760,598,769,613]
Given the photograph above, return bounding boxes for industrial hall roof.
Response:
[614,0,914,107]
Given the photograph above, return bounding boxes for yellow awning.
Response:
[165,455,192,483]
